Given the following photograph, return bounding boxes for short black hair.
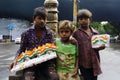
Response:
[77,9,92,21]
[33,7,48,20]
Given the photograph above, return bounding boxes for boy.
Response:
[73,9,105,80]
[56,20,80,80]
[10,7,56,80]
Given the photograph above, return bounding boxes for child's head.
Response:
[77,9,92,21]
[33,7,48,20]
[59,20,75,33]
[58,20,75,40]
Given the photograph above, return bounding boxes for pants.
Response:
[23,59,58,80]
[79,66,97,80]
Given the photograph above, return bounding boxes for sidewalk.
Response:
[98,48,120,80]
[1,47,120,80]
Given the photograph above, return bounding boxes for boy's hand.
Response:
[71,68,78,78]
[94,44,106,50]
[9,60,17,70]
[70,37,77,45]
[99,44,106,50]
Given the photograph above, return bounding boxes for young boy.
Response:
[10,7,56,80]
[73,9,105,80]
[56,20,80,80]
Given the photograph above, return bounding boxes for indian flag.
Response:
[25,48,39,59]
[92,36,99,44]
[16,52,25,62]
[100,35,109,44]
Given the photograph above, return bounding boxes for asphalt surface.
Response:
[0,43,120,80]
[0,43,20,80]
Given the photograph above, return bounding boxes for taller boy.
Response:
[73,9,105,80]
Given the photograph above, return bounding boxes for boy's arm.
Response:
[70,36,78,45]
[72,55,79,78]
[75,55,79,72]
[72,43,79,77]
[9,33,27,70]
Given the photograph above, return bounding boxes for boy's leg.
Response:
[79,66,97,80]
[47,66,59,80]
[36,61,59,80]
[23,67,36,80]
[24,71,35,80]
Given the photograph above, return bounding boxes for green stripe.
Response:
[17,56,25,62]
[93,40,99,44]
[100,39,107,43]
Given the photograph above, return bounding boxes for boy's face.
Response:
[34,16,46,29]
[59,27,72,41]
[78,17,90,27]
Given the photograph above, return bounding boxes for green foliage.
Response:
[75,21,119,36]
[90,21,119,36]
[90,21,101,31]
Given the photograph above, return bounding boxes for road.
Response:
[99,43,120,80]
[0,43,120,80]
[0,43,20,80]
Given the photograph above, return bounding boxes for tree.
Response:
[90,21,119,36]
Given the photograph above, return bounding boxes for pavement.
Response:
[0,43,19,80]
[0,43,120,80]
[98,47,120,80]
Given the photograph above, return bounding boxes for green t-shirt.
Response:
[56,39,78,73]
